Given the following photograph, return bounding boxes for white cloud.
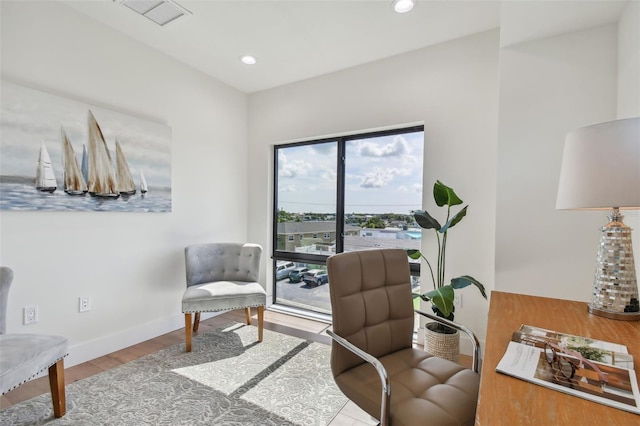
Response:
[359,167,415,189]
[321,168,337,181]
[310,143,336,155]
[361,168,394,188]
[279,184,296,192]
[392,167,411,176]
[278,150,311,178]
[360,135,410,157]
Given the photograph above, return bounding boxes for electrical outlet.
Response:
[79,296,91,313]
[454,293,463,309]
[24,305,39,324]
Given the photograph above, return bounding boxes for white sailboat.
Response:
[35,141,57,192]
[139,170,148,194]
[62,129,88,196]
[115,139,136,196]
[87,110,119,199]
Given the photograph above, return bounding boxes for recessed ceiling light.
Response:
[241,55,257,65]
[392,0,415,14]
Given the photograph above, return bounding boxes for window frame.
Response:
[272,125,424,296]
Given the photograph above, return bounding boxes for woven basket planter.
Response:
[424,322,460,363]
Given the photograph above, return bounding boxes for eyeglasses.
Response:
[544,342,608,384]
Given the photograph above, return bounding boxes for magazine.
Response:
[512,324,634,370]
[496,324,640,415]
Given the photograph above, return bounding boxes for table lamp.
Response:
[556,117,640,320]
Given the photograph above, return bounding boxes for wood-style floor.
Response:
[0,309,470,425]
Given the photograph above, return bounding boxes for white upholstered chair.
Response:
[0,266,69,418]
[182,243,266,352]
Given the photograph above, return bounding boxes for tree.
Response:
[278,209,293,223]
[363,216,385,229]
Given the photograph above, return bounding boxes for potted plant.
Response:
[408,180,487,358]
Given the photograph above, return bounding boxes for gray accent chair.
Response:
[0,266,69,418]
[182,243,266,352]
[326,249,480,426]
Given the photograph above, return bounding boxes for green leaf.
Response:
[414,210,441,230]
[450,275,488,299]
[423,286,455,317]
[433,180,463,207]
[406,249,422,260]
[439,205,468,233]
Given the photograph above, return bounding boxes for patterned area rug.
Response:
[1,323,347,425]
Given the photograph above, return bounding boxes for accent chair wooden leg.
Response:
[185,313,192,352]
[245,307,252,325]
[193,312,201,332]
[257,305,264,342]
[48,359,66,418]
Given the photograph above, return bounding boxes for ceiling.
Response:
[61,0,629,94]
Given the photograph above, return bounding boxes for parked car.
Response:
[275,261,296,280]
[288,267,309,283]
[302,269,329,286]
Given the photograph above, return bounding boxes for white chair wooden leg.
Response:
[49,359,66,418]
[185,313,192,352]
[258,305,264,342]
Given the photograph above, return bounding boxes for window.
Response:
[273,126,424,317]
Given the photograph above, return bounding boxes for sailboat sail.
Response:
[81,144,88,185]
[87,110,119,198]
[115,139,136,195]
[140,170,148,194]
[62,129,88,195]
[35,141,57,192]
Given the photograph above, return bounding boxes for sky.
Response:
[0,80,172,189]
[277,130,424,215]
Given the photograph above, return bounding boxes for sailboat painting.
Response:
[0,80,171,212]
[115,139,136,196]
[62,129,88,196]
[35,141,57,193]
[139,170,148,194]
[87,111,120,199]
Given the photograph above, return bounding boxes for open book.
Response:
[496,324,640,415]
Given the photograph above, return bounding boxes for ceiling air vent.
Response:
[120,0,191,26]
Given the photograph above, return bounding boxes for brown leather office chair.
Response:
[326,249,480,426]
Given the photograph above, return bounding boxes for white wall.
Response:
[495,24,619,300]
[617,0,640,119]
[0,1,249,366]
[617,1,640,277]
[247,30,500,345]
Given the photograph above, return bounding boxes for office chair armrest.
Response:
[415,309,481,373]
[327,329,391,426]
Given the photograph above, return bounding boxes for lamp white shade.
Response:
[556,117,640,210]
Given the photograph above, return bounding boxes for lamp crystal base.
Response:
[587,305,640,321]
[588,208,640,321]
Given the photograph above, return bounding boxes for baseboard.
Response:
[64,311,220,368]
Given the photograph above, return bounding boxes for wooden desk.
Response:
[476,291,640,425]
